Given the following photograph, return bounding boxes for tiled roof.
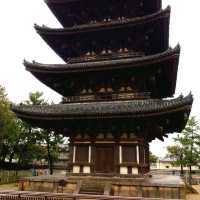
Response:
[12,94,193,119]
[24,45,180,74]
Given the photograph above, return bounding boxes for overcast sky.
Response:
[0,1,200,157]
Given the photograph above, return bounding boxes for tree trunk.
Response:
[189,165,192,185]
[1,153,6,163]
[180,164,184,175]
[9,152,14,164]
[47,136,53,175]
[0,145,7,163]
[18,155,22,166]
[49,155,53,175]
[180,153,184,175]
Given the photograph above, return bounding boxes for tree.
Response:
[166,145,184,175]
[0,89,65,173]
[23,91,64,174]
[167,116,200,181]
[0,88,46,167]
[178,117,199,174]
[149,152,158,164]
[39,130,64,175]
[0,85,17,163]
[24,91,46,106]
[11,120,44,166]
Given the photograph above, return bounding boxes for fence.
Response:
[0,170,31,185]
[0,191,183,200]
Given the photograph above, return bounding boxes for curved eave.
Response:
[45,0,162,27]
[45,0,161,5]
[35,7,170,35]
[12,94,192,122]
[25,45,180,74]
[12,94,193,141]
[45,0,159,3]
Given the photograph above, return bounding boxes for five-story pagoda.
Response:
[13,0,193,198]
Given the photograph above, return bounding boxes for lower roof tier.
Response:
[35,8,170,62]
[12,94,193,142]
[45,0,161,27]
[24,46,180,99]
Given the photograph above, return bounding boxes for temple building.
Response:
[13,0,193,198]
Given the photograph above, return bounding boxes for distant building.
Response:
[151,158,199,170]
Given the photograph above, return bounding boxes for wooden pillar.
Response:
[90,143,95,173]
[68,143,74,173]
[114,143,119,174]
[73,146,76,163]
[88,145,91,163]
[146,144,150,172]
[119,145,122,164]
[136,145,140,164]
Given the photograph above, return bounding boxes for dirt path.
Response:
[186,194,200,200]
[0,183,18,190]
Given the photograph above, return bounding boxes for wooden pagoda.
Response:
[12,0,193,198]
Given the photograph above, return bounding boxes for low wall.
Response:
[18,175,186,199]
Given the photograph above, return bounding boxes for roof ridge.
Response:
[12,93,193,111]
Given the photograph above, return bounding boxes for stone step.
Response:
[79,181,105,195]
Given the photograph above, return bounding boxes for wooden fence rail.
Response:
[0,170,32,184]
[0,191,183,200]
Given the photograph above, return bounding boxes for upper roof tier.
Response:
[35,8,170,63]
[12,94,193,142]
[45,0,162,27]
[24,45,180,100]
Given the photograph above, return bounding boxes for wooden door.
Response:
[95,146,114,173]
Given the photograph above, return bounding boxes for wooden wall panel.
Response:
[122,146,137,163]
[75,146,89,162]
[139,146,145,164]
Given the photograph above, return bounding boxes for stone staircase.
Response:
[79,181,105,195]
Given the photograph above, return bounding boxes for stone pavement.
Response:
[186,185,200,200]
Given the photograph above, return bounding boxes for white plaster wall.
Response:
[83,166,91,174]
[120,167,128,175]
[132,167,139,175]
[73,166,80,173]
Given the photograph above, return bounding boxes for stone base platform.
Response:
[19,174,186,199]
